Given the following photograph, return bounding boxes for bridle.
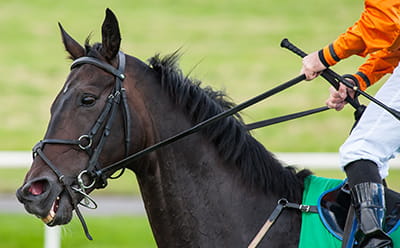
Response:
[28,47,363,241]
[30,50,312,241]
[32,51,130,240]
[29,38,400,242]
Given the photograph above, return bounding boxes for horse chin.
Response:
[41,191,73,226]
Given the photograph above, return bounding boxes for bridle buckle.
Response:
[78,135,93,150]
[71,170,98,209]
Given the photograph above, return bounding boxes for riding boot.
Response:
[351,182,393,248]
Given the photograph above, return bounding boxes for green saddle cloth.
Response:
[299,175,400,248]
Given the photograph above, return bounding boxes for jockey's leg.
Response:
[339,64,400,247]
[345,160,392,248]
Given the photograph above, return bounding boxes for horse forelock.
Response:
[148,52,311,201]
[84,41,103,59]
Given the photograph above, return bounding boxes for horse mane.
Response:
[82,41,312,200]
[148,52,312,201]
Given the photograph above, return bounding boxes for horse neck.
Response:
[132,79,300,247]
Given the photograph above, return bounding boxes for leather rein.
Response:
[32,48,342,240]
[32,39,400,242]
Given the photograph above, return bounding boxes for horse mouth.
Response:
[17,178,84,226]
[41,196,60,225]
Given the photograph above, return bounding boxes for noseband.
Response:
[32,51,130,239]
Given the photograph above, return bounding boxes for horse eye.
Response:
[81,95,96,106]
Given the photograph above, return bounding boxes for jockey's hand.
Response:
[325,82,356,111]
[300,51,327,80]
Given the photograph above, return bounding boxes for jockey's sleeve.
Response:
[317,0,400,90]
[354,49,400,90]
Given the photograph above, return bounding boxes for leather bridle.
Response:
[32,51,130,239]
[29,48,346,241]
[29,39,400,242]
[31,51,307,241]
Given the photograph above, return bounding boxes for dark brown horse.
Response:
[17,9,312,247]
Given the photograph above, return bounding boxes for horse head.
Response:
[16,9,150,234]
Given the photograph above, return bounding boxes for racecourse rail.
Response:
[2,151,400,169]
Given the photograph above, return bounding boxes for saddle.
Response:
[319,181,400,239]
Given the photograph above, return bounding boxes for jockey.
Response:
[300,0,400,247]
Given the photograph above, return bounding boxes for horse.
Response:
[16,9,314,247]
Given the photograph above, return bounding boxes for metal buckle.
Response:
[32,140,44,158]
[78,135,93,150]
[71,170,98,209]
[77,170,96,189]
[71,186,98,209]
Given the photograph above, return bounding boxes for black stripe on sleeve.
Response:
[356,71,371,87]
[329,44,341,62]
[318,50,330,68]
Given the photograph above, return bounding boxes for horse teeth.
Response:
[41,214,54,224]
[41,200,58,224]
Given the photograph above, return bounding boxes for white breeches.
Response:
[339,63,400,179]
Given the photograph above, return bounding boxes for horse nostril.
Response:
[25,179,49,196]
[17,179,50,205]
[29,181,44,195]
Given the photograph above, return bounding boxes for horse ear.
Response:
[58,22,85,60]
[101,8,121,61]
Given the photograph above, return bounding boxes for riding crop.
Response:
[280,38,400,121]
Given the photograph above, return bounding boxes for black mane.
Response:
[148,52,312,201]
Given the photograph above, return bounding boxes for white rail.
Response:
[45,226,61,248]
[0,151,32,168]
[2,151,400,169]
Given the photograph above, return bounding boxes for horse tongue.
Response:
[29,181,44,195]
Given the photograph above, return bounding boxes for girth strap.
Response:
[248,198,317,248]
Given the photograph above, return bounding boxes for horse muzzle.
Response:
[16,177,73,226]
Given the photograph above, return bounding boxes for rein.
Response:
[245,106,329,130]
[94,73,309,178]
[35,39,398,240]
[34,52,320,239]
[280,39,400,121]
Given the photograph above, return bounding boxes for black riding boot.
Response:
[345,159,393,248]
[351,182,393,248]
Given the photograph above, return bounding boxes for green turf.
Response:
[0,214,156,248]
[0,0,373,152]
[4,167,400,248]
[1,1,395,246]
[4,168,400,248]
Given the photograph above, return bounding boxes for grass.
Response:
[0,0,371,152]
[0,214,156,248]
[1,0,397,247]
[4,168,400,248]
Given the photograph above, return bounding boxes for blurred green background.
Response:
[0,0,395,247]
[1,0,371,152]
